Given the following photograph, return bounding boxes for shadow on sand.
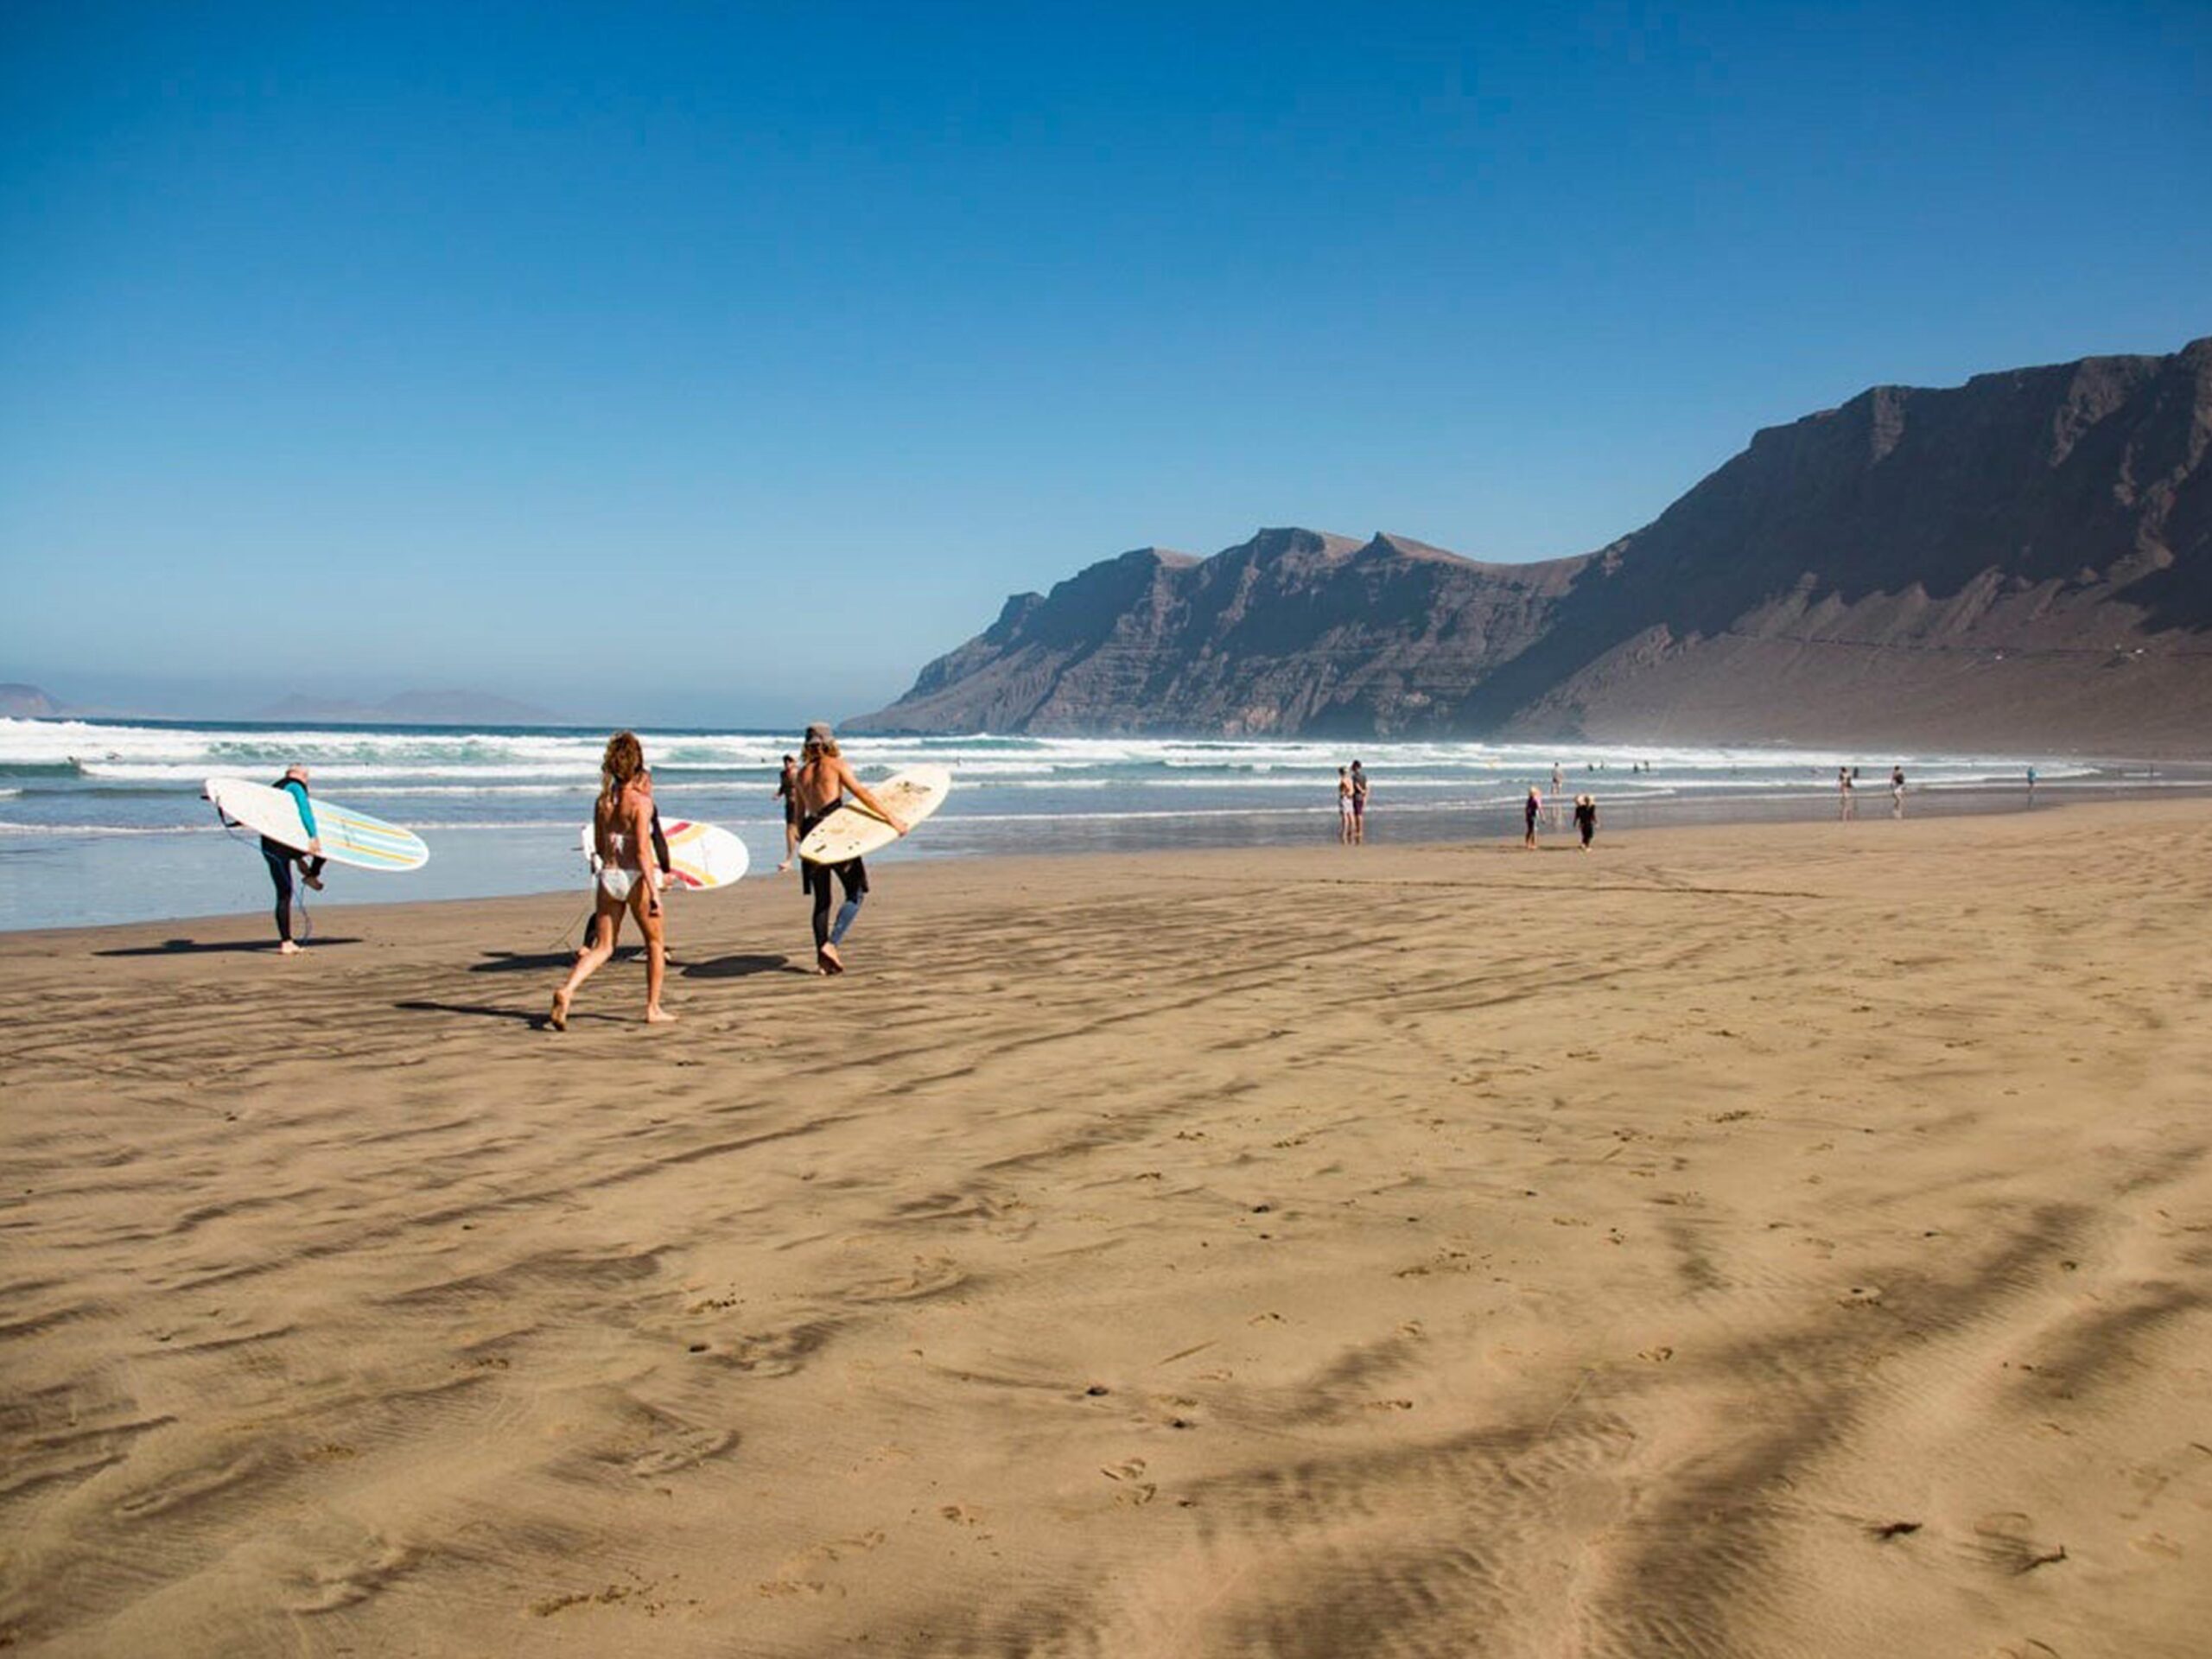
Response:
[468,948,640,974]
[682,953,799,980]
[395,998,548,1027]
[95,937,365,957]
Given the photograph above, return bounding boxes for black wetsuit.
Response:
[260,776,327,944]
[797,802,868,952]
[1573,801,1597,847]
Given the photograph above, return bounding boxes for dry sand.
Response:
[3,802,2209,1657]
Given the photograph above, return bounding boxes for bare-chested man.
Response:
[792,722,909,975]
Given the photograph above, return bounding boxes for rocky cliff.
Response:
[859,339,2212,751]
[0,684,67,719]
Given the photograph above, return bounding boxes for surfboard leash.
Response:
[207,798,312,942]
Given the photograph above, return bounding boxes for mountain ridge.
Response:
[857,339,2212,751]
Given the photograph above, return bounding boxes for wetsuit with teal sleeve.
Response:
[280,777,318,842]
[262,776,327,943]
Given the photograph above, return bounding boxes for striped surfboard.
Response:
[204,777,429,873]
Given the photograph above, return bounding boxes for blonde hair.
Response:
[600,731,645,806]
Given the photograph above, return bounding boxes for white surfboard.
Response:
[205,777,429,873]
[578,817,748,890]
[796,765,951,865]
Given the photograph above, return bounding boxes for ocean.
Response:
[0,716,2189,932]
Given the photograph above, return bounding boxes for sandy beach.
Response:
[3,801,2209,1657]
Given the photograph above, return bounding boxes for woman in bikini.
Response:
[550,731,675,1028]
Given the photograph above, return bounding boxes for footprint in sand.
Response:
[1968,1511,2069,1574]
[283,1541,414,1614]
[628,1425,734,1477]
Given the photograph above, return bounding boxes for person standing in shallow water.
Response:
[550,732,674,1029]
[793,722,908,975]
[1349,760,1369,844]
[1336,767,1355,845]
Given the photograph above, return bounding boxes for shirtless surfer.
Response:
[550,732,674,1028]
[792,722,908,975]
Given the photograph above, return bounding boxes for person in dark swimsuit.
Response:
[775,753,800,873]
[262,765,327,955]
[1573,793,1597,849]
[792,722,908,975]
[1523,785,1541,849]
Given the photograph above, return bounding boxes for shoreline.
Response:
[0,788,2194,950]
[4,799,2209,1655]
[5,772,2209,937]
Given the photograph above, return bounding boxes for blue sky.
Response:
[3,1,2207,724]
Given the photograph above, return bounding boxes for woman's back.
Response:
[595,780,645,865]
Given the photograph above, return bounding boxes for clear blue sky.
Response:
[3,1,2206,724]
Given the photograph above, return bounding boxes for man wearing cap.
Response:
[792,723,909,974]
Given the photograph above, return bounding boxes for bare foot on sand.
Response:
[817,944,845,976]
[278,939,301,956]
[645,1006,679,1025]
[547,990,569,1032]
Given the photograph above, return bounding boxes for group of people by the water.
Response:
[1522,780,1599,851]
[1836,763,1911,819]
[544,722,907,1029]
[238,742,2060,1014]
[1335,760,1370,843]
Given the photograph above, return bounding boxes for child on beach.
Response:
[1573,794,1597,849]
[1523,785,1541,849]
[550,732,674,1029]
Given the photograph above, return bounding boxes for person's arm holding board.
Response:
[281,773,323,861]
[834,753,910,837]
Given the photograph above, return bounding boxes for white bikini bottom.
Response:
[598,868,638,901]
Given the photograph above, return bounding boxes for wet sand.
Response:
[3,802,2209,1656]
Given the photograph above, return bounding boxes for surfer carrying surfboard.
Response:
[264,766,327,956]
[792,722,908,976]
[550,732,676,1029]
